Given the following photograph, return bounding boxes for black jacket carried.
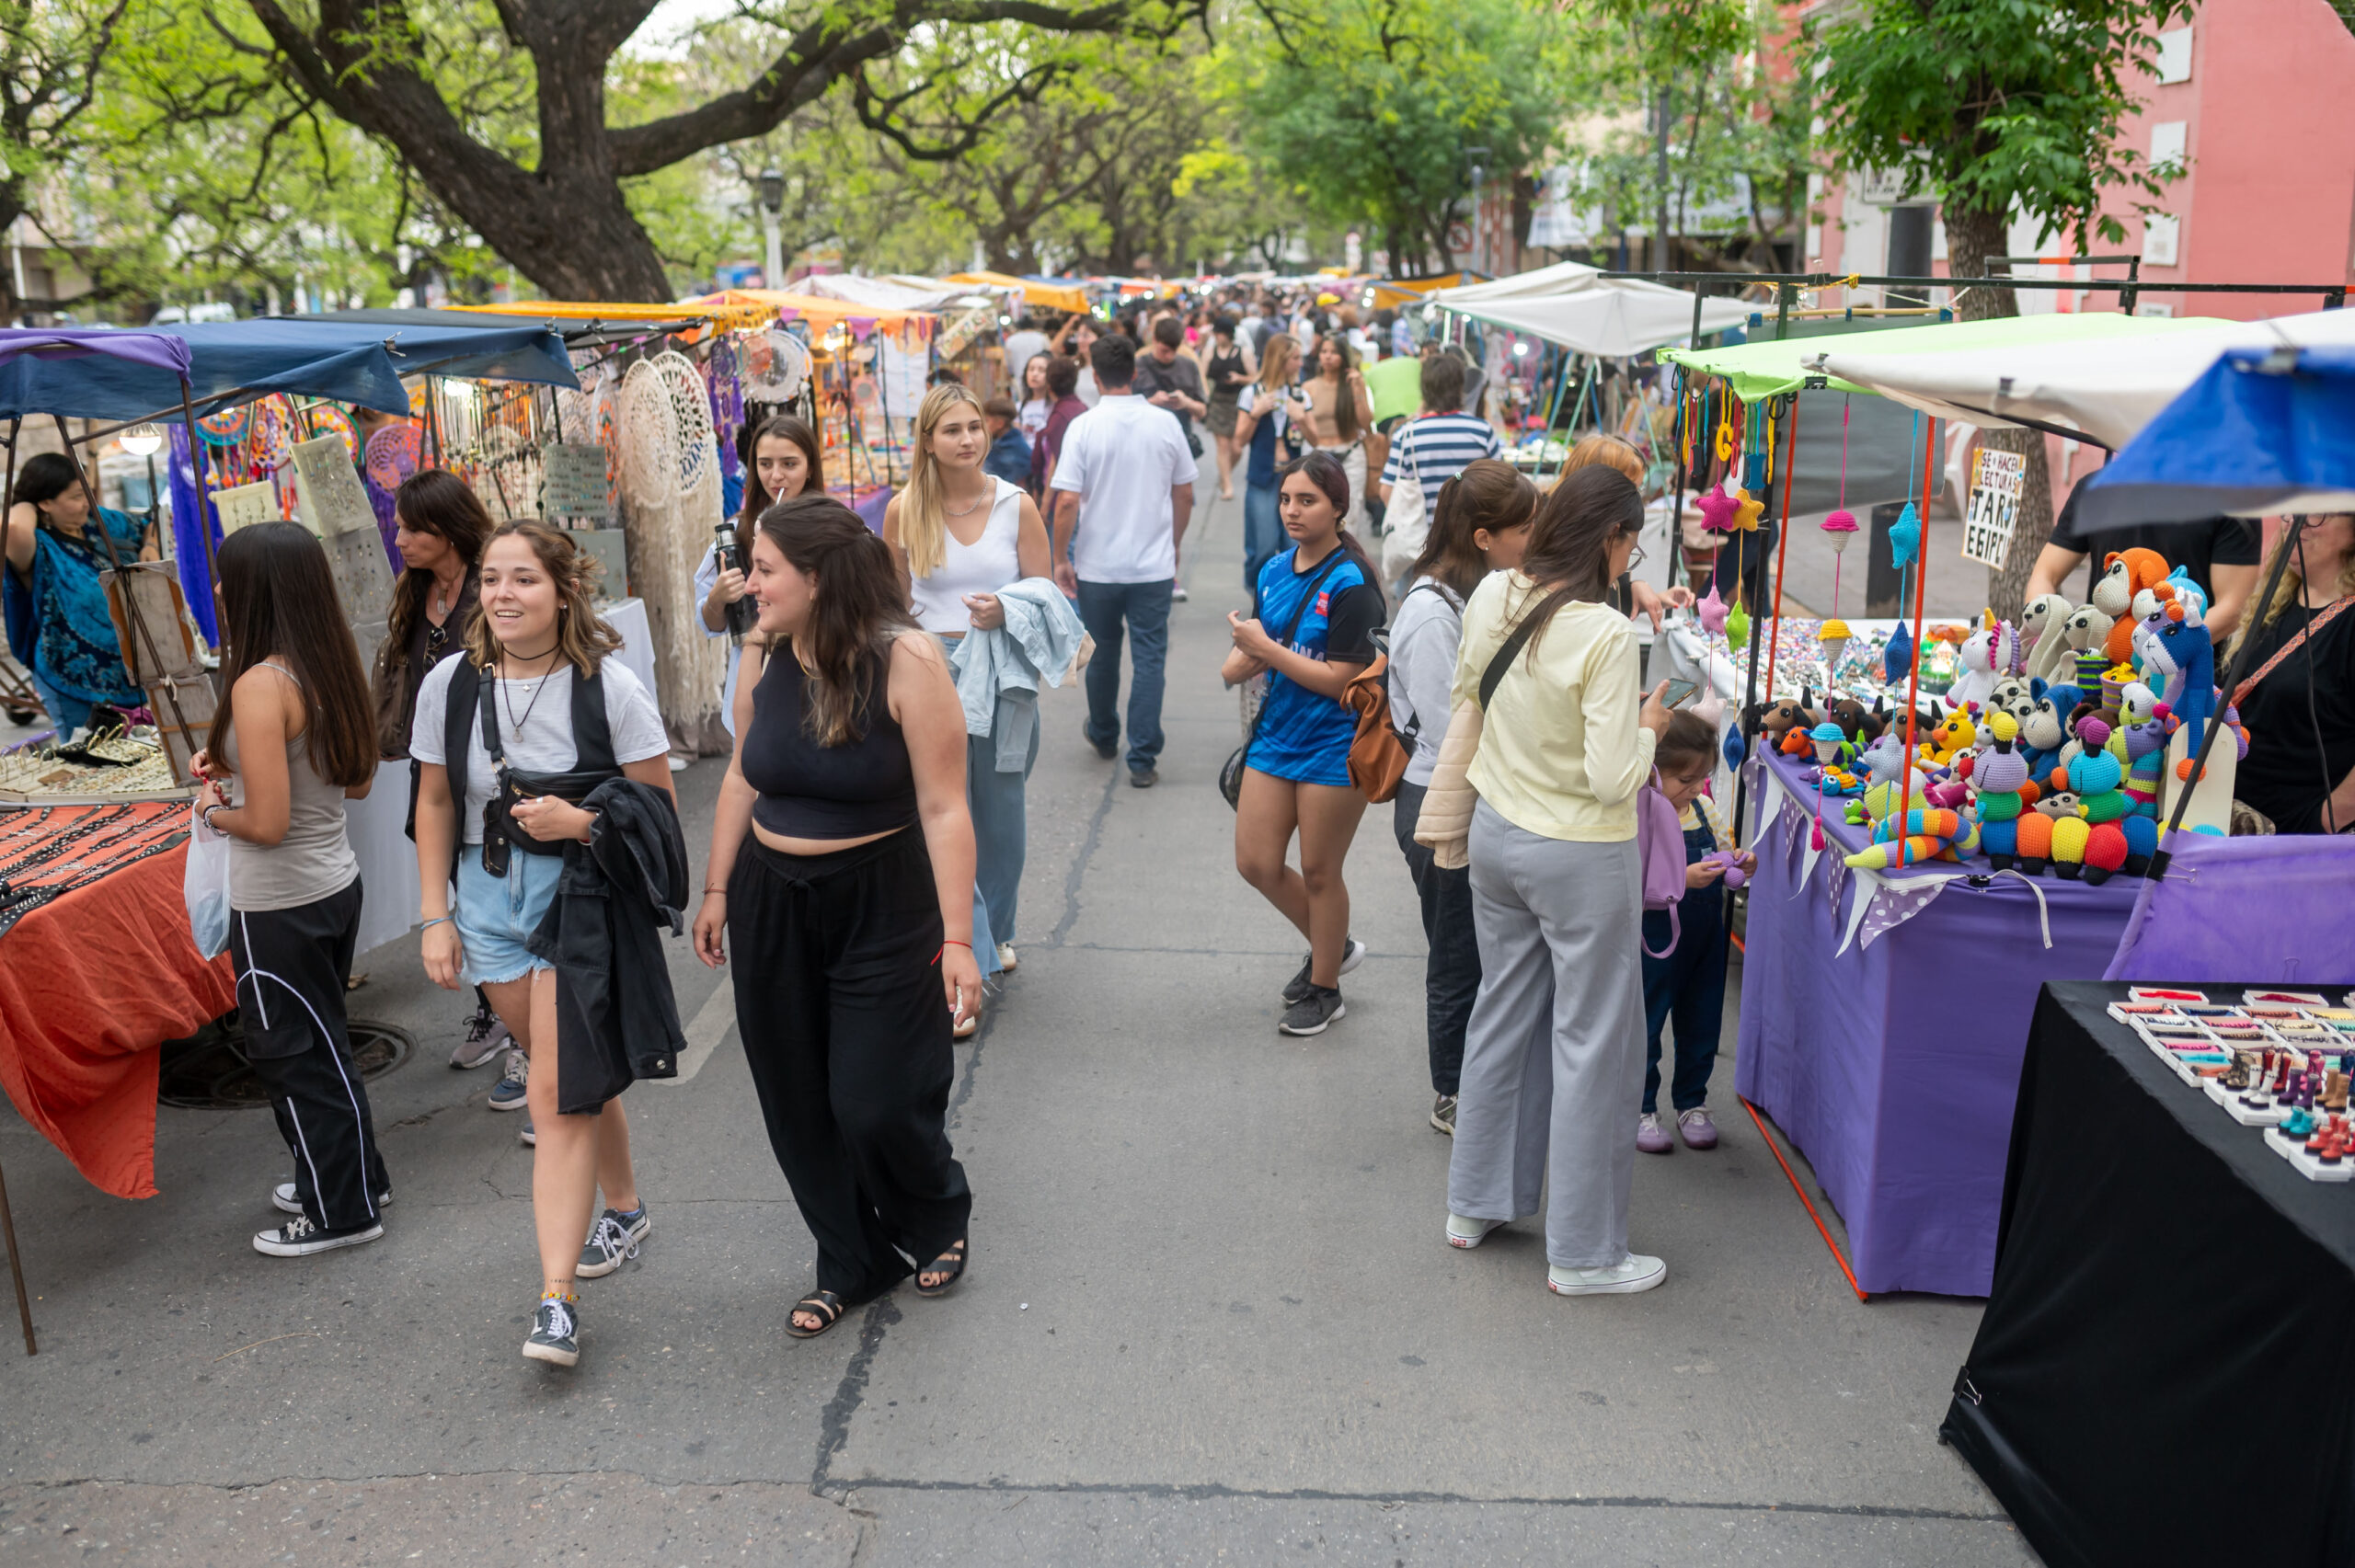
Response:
[526,777,690,1113]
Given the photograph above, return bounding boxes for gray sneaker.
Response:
[1281,937,1365,1004]
[1430,1094,1457,1136]
[576,1207,649,1279]
[1278,986,1346,1036]
[451,1004,510,1070]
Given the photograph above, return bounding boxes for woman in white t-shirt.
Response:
[409,522,674,1370]
[1016,353,1052,440]
[884,385,1052,1024]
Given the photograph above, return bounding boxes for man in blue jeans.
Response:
[1050,333,1198,787]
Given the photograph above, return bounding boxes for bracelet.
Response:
[703,887,728,896]
[201,803,227,834]
[419,916,451,931]
[943,938,971,949]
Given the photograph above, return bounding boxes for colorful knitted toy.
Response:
[1973,715,2035,871]
[2030,602,2112,684]
[1844,807,1980,870]
[2016,593,2073,665]
[2093,547,2170,666]
[2144,600,2218,742]
[2065,720,2134,824]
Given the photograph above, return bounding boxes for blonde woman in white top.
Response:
[1442,465,1677,1299]
[885,385,1052,1014]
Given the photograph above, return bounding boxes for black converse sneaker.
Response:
[576,1207,650,1279]
[1278,986,1347,1036]
[1281,937,1366,1004]
[524,1294,581,1367]
[252,1214,384,1257]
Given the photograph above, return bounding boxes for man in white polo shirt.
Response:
[1050,333,1198,788]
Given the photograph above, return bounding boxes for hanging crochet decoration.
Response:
[619,350,729,753]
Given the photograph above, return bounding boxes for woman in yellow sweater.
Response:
[1441,465,1676,1298]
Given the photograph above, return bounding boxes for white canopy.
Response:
[795,273,967,312]
[1433,271,1753,359]
[1811,307,2355,450]
[1427,260,1603,305]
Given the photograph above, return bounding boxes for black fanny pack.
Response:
[477,674,619,876]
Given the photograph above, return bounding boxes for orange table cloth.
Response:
[0,805,236,1199]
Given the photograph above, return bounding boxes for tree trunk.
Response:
[1944,200,2051,622]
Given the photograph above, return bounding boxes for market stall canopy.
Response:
[945,272,1091,315]
[1667,310,2206,402]
[1368,272,1485,309]
[250,314,578,389]
[794,274,963,312]
[0,319,540,421]
[675,288,936,338]
[2080,343,2355,527]
[316,306,704,352]
[1811,306,2355,451]
[1442,278,1752,358]
[1427,260,1603,306]
[457,298,753,335]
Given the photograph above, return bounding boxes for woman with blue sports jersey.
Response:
[1223,451,1385,1036]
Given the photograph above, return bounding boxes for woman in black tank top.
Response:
[693,495,980,1335]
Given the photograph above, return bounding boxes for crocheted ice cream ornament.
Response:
[1821,509,1858,552]
[1818,616,1853,675]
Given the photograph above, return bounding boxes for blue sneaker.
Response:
[488,1047,528,1112]
[520,1120,536,1148]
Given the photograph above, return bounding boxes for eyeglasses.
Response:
[1624,542,1647,571]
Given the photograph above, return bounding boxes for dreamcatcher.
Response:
[618,350,729,750]
[304,404,357,462]
[741,328,810,405]
[365,422,422,493]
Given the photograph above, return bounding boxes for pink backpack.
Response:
[1637,768,1688,958]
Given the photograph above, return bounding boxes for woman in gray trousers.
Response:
[1439,466,1676,1296]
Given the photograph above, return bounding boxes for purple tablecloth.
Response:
[1733,750,2140,1297]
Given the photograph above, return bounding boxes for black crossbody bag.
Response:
[1221,551,1348,809]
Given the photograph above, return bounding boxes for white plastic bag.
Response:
[182,800,232,959]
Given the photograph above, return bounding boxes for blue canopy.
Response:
[0,318,576,424]
[2082,344,2355,528]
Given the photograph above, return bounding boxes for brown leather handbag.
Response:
[1343,651,1411,803]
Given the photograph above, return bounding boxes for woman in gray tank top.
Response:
[190,522,386,1259]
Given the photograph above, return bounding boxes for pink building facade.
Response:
[1810,0,2355,321]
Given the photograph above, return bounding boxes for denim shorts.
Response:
[453,844,562,986]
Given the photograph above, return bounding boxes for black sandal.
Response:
[786,1289,845,1338]
[914,1240,968,1298]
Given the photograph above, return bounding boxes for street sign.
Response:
[1855,163,1937,209]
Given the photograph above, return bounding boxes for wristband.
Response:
[419,916,451,931]
[703,887,728,896]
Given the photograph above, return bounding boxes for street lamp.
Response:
[1465,146,1490,271]
[120,424,165,532]
[755,168,786,289]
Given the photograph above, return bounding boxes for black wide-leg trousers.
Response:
[731,830,971,1304]
[229,878,388,1231]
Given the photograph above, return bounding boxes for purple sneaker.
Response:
[1677,1107,1719,1150]
[1637,1112,1673,1154]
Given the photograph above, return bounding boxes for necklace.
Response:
[943,487,986,519]
[498,647,564,738]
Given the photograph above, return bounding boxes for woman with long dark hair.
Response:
[1388,460,1535,1134]
[1303,333,1374,544]
[1028,356,1088,505]
[1203,317,1249,503]
[1223,451,1385,1037]
[2,452,155,735]
[371,470,510,1073]
[693,494,980,1339]
[410,522,676,1368]
[188,522,384,1256]
[1442,466,1676,1298]
[697,414,823,738]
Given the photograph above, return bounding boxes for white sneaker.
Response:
[1546,1253,1668,1296]
[273,1182,391,1216]
[995,942,1017,974]
[1446,1213,1505,1249]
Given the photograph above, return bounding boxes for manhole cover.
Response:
[157,1013,414,1110]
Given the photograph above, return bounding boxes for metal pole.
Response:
[0,1142,33,1354]
[2147,517,2309,882]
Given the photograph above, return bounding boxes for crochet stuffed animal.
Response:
[2016,593,2074,664]
[1948,617,2021,711]
[2030,602,2114,684]
[2019,681,2083,780]
[2144,600,2218,741]
[1973,715,2035,871]
[2093,548,2170,666]
[1844,807,1980,870]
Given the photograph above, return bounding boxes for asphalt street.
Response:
[0,487,2032,1564]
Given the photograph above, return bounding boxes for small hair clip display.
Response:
[2246,990,2332,1008]
[2131,987,2211,1003]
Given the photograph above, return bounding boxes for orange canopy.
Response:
[452,299,745,336]
[676,289,936,338]
[945,272,1093,315]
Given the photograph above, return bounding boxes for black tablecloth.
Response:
[1943,981,2355,1568]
